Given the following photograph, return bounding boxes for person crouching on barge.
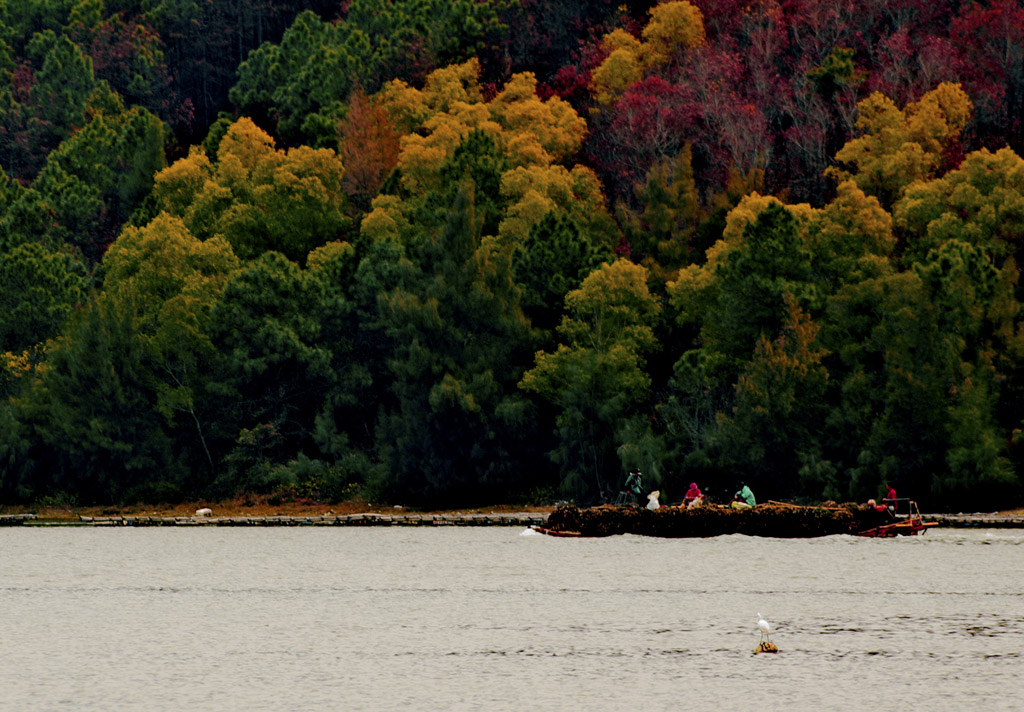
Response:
[731,482,755,509]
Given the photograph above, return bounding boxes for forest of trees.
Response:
[3,0,1024,511]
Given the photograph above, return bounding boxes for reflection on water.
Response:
[1,528,1021,711]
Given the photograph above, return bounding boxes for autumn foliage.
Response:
[3,0,1024,512]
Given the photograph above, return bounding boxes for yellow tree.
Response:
[589,1,705,106]
[152,117,350,264]
[104,214,239,321]
[488,72,587,165]
[378,57,484,135]
[498,164,606,243]
[641,0,706,66]
[372,59,604,248]
[589,31,644,107]
[805,180,896,288]
[828,82,972,207]
[894,147,1024,265]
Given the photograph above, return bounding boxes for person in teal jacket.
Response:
[624,470,644,506]
[731,482,755,509]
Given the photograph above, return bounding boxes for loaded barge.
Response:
[534,500,937,538]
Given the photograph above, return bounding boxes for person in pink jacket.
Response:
[683,482,703,508]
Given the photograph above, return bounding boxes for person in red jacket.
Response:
[883,484,897,514]
[683,482,703,508]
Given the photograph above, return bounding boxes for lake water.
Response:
[1,526,1021,711]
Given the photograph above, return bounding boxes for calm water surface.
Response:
[1,527,1021,711]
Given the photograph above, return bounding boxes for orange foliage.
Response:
[339,86,401,211]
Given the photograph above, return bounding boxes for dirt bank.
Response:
[0,495,556,522]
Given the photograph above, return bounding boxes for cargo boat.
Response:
[534,500,934,539]
[854,500,939,537]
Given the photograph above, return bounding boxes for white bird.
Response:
[757,612,772,643]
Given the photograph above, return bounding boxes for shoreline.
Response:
[2,498,1023,528]
[4,509,1024,529]
[7,512,550,527]
[0,497,557,525]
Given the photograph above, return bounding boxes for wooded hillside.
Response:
[2,0,1023,511]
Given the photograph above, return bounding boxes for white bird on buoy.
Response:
[757,612,772,643]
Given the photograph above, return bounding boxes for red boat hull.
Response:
[855,520,938,537]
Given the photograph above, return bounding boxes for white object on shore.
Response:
[195,508,213,517]
[647,490,660,510]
